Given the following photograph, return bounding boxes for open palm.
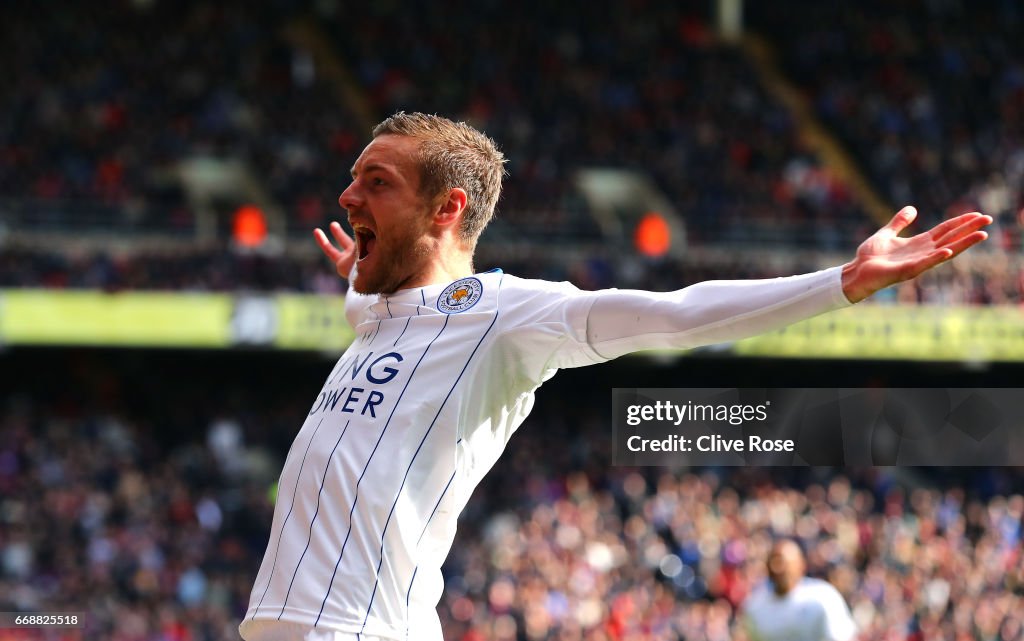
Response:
[842,206,991,302]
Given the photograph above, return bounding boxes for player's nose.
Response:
[338,182,362,212]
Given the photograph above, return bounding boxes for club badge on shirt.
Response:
[437,277,484,314]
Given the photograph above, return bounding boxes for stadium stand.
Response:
[3,0,865,260]
[748,0,1024,238]
[2,2,1023,640]
[1,350,1021,640]
[323,1,865,247]
[2,1,1018,302]
[0,0,360,236]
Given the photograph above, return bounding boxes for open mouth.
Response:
[354,228,377,261]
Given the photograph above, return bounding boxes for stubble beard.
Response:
[351,232,434,295]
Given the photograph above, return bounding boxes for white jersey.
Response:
[743,578,857,641]
[241,267,849,641]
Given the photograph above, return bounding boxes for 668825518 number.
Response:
[1,612,83,628]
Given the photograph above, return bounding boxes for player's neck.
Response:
[401,246,474,292]
[773,578,802,597]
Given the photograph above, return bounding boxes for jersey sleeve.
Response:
[819,583,857,641]
[584,266,851,360]
[494,266,850,382]
[494,277,608,375]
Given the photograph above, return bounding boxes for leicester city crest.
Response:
[437,277,484,314]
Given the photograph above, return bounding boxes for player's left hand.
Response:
[314,221,356,281]
[841,205,992,303]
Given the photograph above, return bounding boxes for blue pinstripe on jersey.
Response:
[314,314,453,626]
[327,352,367,386]
[393,316,412,347]
[326,295,401,387]
[368,319,383,343]
[403,464,457,640]
[277,419,352,618]
[250,416,326,619]
[278,290,393,616]
[359,306,500,631]
[391,290,423,350]
[364,298,391,344]
[399,275,503,636]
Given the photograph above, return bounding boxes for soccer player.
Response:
[239,112,990,641]
[741,539,857,641]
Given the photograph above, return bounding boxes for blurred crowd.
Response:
[442,464,1024,641]
[3,3,1024,641]
[0,0,360,233]
[1,0,859,249]
[2,242,1021,305]
[326,1,861,244]
[1,359,1022,641]
[1,0,1021,299]
[750,0,1024,235]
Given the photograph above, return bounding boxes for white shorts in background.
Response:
[239,620,394,641]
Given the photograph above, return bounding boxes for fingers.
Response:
[926,211,984,241]
[329,221,354,250]
[942,230,989,258]
[882,205,918,236]
[313,228,343,262]
[315,221,355,263]
[906,231,988,279]
[932,213,992,246]
[905,247,956,280]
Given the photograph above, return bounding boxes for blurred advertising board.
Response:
[0,290,1018,361]
[733,304,1024,361]
[0,290,353,351]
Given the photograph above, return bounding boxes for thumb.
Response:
[882,206,917,236]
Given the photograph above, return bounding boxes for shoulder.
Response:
[489,273,595,321]
[497,273,586,297]
[742,582,775,615]
[427,271,577,317]
[799,579,857,640]
[795,578,849,613]
[797,578,844,599]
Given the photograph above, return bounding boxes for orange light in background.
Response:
[233,205,268,247]
[634,212,671,257]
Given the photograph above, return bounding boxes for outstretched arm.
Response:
[579,205,991,361]
[840,206,991,303]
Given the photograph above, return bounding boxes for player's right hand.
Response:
[840,206,990,303]
[314,221,356,281]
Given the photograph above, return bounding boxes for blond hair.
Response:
[372,112,506,245]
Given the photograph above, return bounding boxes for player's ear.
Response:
[433,188,468,230]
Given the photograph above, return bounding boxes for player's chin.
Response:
[352,277,380,296]
[351,264,394,296]
[349,266,376,295]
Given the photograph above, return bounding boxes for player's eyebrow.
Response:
[350,163,396,178]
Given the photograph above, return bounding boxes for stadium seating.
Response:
[1,350,1021,640]
[2,2,1018,301]
[749,1,1024,234]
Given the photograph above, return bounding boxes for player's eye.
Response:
[372,177,386,186]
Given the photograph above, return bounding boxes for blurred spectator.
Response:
[2,375,1022,640]
[749,1,1024,235]
[325,0,863,245]
[1,0,864,259]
